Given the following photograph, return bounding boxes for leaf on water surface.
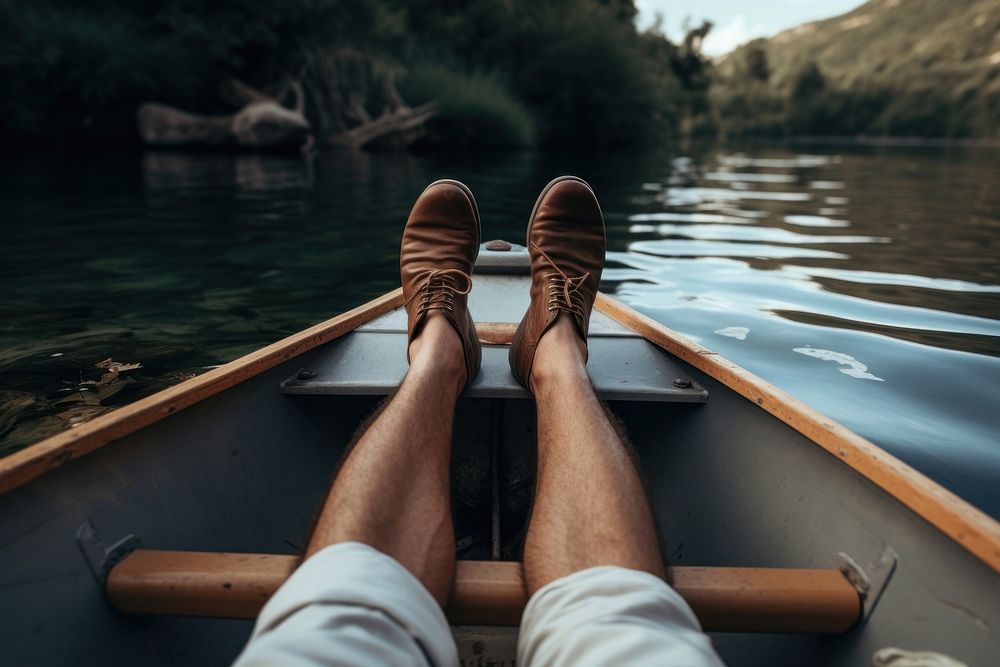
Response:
[714,326,750,340]
[93,358,143,387]
[95,358,143,372]
[792,346,885,382]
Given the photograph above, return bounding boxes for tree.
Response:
[744,44,770,83]
[792,61,826,101]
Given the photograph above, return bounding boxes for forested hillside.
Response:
[712,0,1000,138]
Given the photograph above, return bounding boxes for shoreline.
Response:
[788,135,1000,149]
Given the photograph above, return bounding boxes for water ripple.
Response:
[627,223,887,245]
[705,171,798,183]
[784,214,849,227]
[629,240,849,260]
[792,267,1000,293]
[718,154,840,168]
[628,211,752,224]
[607,145,1000,515]
[659,187,813,206]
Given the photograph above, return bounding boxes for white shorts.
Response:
[233,542,723,667]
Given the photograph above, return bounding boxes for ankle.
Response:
[529,317,588,393]
[409,313,466,389]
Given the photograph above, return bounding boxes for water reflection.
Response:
[628,223,886,244]
[604,145,1000,515]
[142,152,314,191]
[1,144,999,516]
[629,240,850,259]
[783,214,848,227]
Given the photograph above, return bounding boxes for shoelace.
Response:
[404,268,473,317]
[531,242,589,320]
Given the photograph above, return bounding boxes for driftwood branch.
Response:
[137,50,438,152]
[137,104,234,146]
[287,80,306,115]
[219,78,273,107]
[329,102,439,150]
[299,48,436,150]
[138,78,311,151]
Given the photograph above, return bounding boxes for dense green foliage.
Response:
[712,0,1000,139]
[0,0,707,147]
[0,0,379,143]
[398,64,536,148]
[352,0,711,145]
[3,0,994,146]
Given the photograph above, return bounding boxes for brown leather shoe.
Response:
[401,179,482,384]
[509,176,606,390]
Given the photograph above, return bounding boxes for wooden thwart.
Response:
[475,321,517,345]
[107,550,860,634]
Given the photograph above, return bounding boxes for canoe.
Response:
[1,242,998,666]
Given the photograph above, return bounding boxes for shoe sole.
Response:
[423,178,482,263]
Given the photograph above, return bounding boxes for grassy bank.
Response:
[398,64,535,148]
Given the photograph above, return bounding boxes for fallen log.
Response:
[137,104,234,147]
[329,102,439,150]
[300,48,438,150]
[137,51,440,153]
[230,102,311,148]
[137,79,311,151]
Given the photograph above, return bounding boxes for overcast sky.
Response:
[635,0,866,56]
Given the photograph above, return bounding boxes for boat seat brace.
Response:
[104,549,862,635]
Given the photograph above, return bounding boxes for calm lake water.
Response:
[2,144,999,516]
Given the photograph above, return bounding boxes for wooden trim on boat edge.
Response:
[595,293,1000,575]
[0,289,405,496]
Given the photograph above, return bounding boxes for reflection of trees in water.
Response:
[779,309,1000,357]
[833,150,1000,287]
[141,153,313,193]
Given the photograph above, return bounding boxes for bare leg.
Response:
[304,313,464,606]
[523,317,666,595]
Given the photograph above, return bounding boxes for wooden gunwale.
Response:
[0,289,404,496]
[595,292,1000,575]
